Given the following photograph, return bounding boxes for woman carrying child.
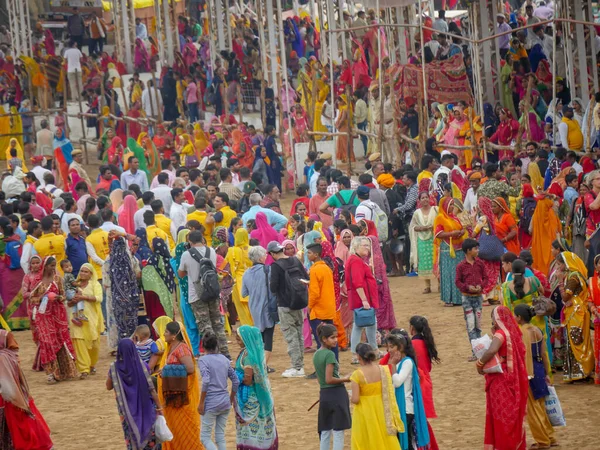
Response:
[312,323,351,450]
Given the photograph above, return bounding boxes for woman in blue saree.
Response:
[386,332,430,450]
[172,229,200,357]
[53,127,74,165]
[235,325,278,449]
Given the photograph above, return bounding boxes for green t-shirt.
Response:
[313,347,339,389]
[326,189,359,208]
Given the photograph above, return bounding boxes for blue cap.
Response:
[357,185,370,197]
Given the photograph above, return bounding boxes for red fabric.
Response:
[95,175,118,194]
[412,338,437,419]
[484,307,528,450]
[35,192,53,214]
[584,190,600,236]
[290,197,310,216]
[531,268,551,297]
[345,254,379,310]
[118,195,137,235]
[53,148,70,192]
[145,291,167,335]
[0,397,52,450]
[455,258,489,294]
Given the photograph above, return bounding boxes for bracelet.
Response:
[476,359,485,368]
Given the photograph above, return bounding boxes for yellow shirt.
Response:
[417,170,433,183]
[187,210,213,247]
[86,228,110,278]
[146,225,174,252]
[33,233,66,274]
[215,206,237,229]
[155,214,173,238]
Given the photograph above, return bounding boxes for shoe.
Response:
[406,271,418,277]
[71,317,83,327]
[267,366,276,374]
[305,372,318,380]
[282,368,305,378]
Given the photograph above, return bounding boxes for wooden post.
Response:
[586,97,596,152]
[309,69,319,152]
[345,84,353,175]
[61,68,69,139]
[119,76,130,139]
[237,83,244,124]
[153,73,163,124]
[74,70,89,165]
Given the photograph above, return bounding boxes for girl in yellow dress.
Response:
[350,343,403,450]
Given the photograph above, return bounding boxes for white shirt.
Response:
[392,358,414,414]
[152,185,173,217]
[20,238,38,274]
[121,169,150,192]
[464,187,478,213]
[321,102,333,127]
[141,88,162,117]
[309,171,320,197]
[136,23,148,40]
[31,166,51,187]
[355,200,378,222]
[170,202,191,237]
[100,221,126,234]
[432,19,448,33]
[41,184,63,198]
[134,205,152,230]
[64,48,83,73]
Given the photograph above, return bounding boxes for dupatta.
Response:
[433,197,465,260]
[0,330,30,413]
[409,206,438,269]
[395,357,429,449]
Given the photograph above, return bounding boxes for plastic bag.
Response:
[38,296,49,314]
[471,335,503,374]
[154,415,173,442]
[544,386,566,427]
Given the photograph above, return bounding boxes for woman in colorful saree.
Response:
[473,197,502,302]
[68,263,103,379]
[4,138,28,172]
[335,229,354,345]
[350,343,403,450]
[476,306,528,450]
[107,338,163,450]
[142,237,175,325]
[23,255,42,341]
[553,252,595,382]
[530,194,562,275]
[492,197,520,255]
[29,256,78,383]
[0,329,53,450]
[134,38,151,73]
[548,239,570,370]
[488,107,519,161]
[157,321,203,450]
[434,197,466,306]
[234,325,278,449]
[335,95,354,163]
[514,304,557,449]
[587,254,600,384]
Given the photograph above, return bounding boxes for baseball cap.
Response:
[357,185,370,197]
[267,241,284,253]
[243,181,256,194]
[562,105,573,114]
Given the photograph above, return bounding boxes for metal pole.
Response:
[225,0,233,50]
[418,0,428,136]
[162,0,175,65]
[552,4,557,145]
[121,0,134,73]
[215,0,226,51]
[266,0,278,91]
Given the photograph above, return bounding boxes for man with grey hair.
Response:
[36,119,54,169]
[241,192,287,230]
[242,245,278,370]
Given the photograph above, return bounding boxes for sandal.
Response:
[351,358,360,365]
[529,444,551,449]
[90,367,97,375]
[444,303,456,307]
[422,288,431,294]
[79,372,89,380]
[47,375,57,385]
[467,355,478,362]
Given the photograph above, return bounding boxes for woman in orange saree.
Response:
[232,129,253,170]
[492,197,520,255]
[434,197,467,306]
[530,195,562,275]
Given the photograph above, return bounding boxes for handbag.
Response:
[353,307,376,327]
[185,155,200,168]
[532,294,557,316]
[154,415,173,442]
[477,229,506,261]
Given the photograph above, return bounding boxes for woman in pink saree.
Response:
[363,23,388,77]
[518,100,545,142]
[280,81,298,116]
[44,29,56,56]
[117,195,137,235]
[182,38,197,68]
[442,107,468,166]
[292,104,309,142]
[134,38,150,73]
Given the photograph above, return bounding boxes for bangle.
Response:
[476,359,485,368]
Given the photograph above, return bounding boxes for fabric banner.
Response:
[390,54,474,105]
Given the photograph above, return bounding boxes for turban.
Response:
[468,172,482,181]
[377,174,395,189]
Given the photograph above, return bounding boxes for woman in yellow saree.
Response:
[5,138,28,172]
[9,107,24,150]
[157,320,203,450]
[137,132,160,181]
[0,106,10,161]
[530,195,562,275]
[227,228,253,326]
[554,252,595,382]
[528,161,545,194]
[458,107,483,169]
[313,81,329,139]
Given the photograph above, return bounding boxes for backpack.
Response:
[366,203,389,242]
[189,247,221,302]
[335,191,358,216]
[277,258,308,310]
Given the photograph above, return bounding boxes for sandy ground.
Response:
[16,273,600,450]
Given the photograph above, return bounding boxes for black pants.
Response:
[262,326,275,352]
[72,35,84,51]
[89,38,104,55]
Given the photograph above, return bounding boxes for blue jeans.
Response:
[357,120,368,156]
[350,318,378,354]
[309,318,338,361]
[462,295,483,349]
[200,409,230,450]
[188,103,199,123]
[320,429,344,450]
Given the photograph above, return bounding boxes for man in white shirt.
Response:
[100,208,126,234]
[135,18,148,40]
[320,94,334,132]
[142,79,161,119]
[151,172,173,217]
[169,188,190,234]
[432,10,448,33]
[529,25,553,65]
[121,156,150,192]
[309,159,325,196]
[534,1,554,20]
[36,120,54,169]
[30,156,51,187]
[463,173,481,213]
[64,40,83,102]
[42,173,64,198]
[134,191,155,230]
[60,199,83,234]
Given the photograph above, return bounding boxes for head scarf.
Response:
[281,239,297,255]
[237,325,274,418]
[212,226,229,249]
[561,251,589,280]
[235,228,249,248]
[134,228,153,261]
[0,330,31,413]
[109,238,140,340]
[377,173,395,189]
[433,197,466,259]
[110,189,124,213]
[149,238,176,294]
[477,197,496,234]
[118,195,137,234]
[522,183,534,198]
[493,197,511,214]
[110,339,156,448]
[303,230,322,270]
[152,316,172,354]
[334,229,353,263]
[250,212,281,248]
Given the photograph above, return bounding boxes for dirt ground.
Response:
[16,273,600,450]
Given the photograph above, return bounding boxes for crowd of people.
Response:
[0,0,599,449]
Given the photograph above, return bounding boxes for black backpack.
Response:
[335,191,358,216]
[189,247,221,302]
[278,259,308,310]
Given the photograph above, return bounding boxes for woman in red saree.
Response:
[0,329,53,449]
[351,39,372,90]
[477,306,528,450]
[474,197,503,300]
[488,108,520,160]
[492,197,520,255]
[29,257,78,383]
